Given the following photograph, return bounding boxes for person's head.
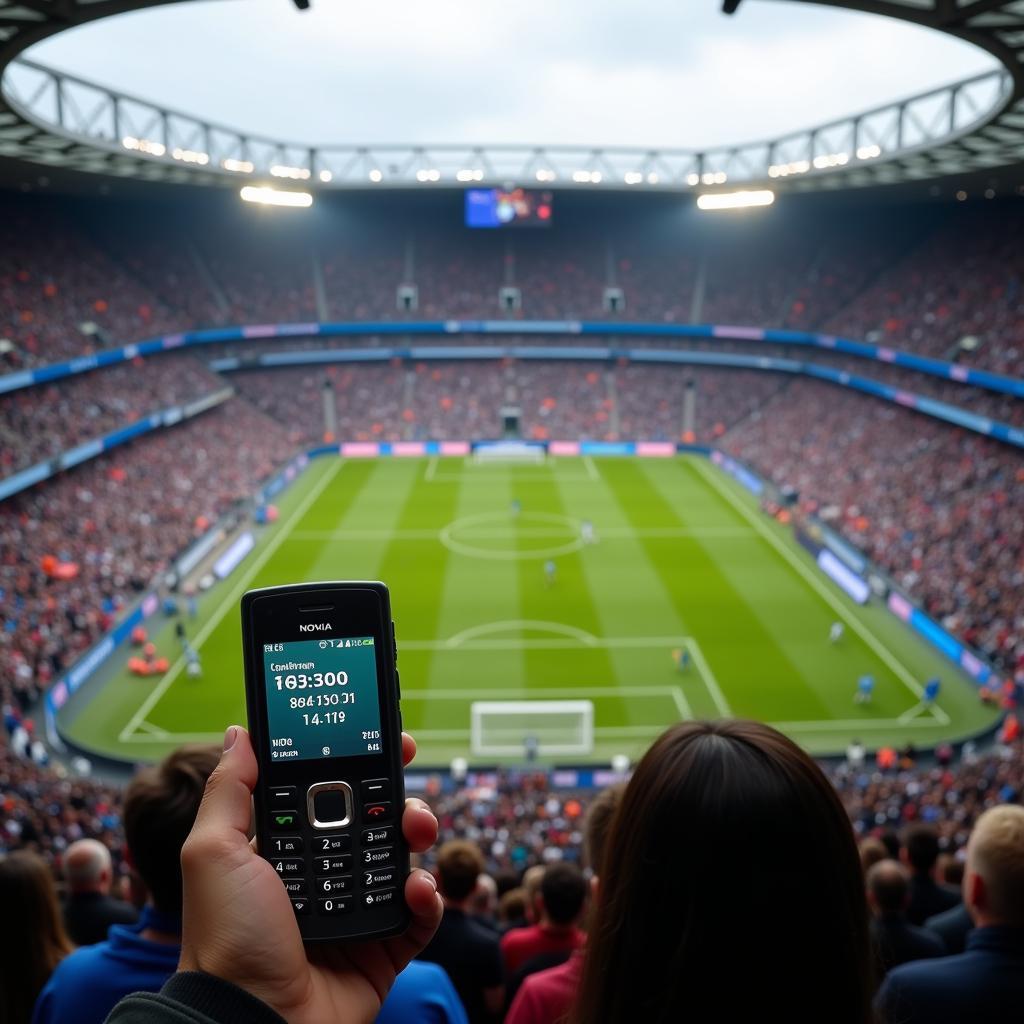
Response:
[0,851,73,1023]
[499,886,528,926]
[901,823,942,876]
[963,805,1024,928]
[540,862,587,927]
[858,836,889,875]
[583,783,625,879]
[124,744,219,916]
[573,721,873,1024]
[471,872,498,919]
[866,859,910,917]
[522,863,546,923]
[64,838,114,895]
[937,853,963,888]
[435,840,484,905]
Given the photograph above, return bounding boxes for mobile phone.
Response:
[240,581,409,942]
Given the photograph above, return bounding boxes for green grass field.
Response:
[58,455,999,764]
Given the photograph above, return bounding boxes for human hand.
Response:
[178,725,442,1024]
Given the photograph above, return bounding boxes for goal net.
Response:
[472,442,546,465]
[470,700,594,758]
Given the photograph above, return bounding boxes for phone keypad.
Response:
[271,778,400,921]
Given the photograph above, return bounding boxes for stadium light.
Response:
[856,144,882,160]
[222,158,254,173]
[270,164,311,180]
[697,189,775,211]
[239,185,313,208]
[535,169,556,183]
[368,168,383,182]
[122,136,165,157]
[456,169,484,182]
[415,168,441,182]
[318,169,333,183]
[171,147,209,166]
[624,172,643,185]
[685,172,700,186]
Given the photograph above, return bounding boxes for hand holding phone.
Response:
[178,725,442,1024]
[240,582,410,942]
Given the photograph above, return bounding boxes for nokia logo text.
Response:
[299,623,333,632]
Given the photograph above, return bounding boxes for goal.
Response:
[470,700,594,758]
[472,442,546,465]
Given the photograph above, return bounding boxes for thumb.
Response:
[190,725,259,851]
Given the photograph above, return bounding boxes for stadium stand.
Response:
[0,401,293,710]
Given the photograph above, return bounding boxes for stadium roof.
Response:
[0,0,1023,193]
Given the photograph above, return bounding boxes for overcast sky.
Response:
[24,0,996,150]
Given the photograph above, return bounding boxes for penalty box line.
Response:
[118,459,344,743]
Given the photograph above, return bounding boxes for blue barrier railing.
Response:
[2,320,1022,398]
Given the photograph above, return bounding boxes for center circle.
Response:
[439,511,585,561]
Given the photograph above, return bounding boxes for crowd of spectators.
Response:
[0,399,294,710]
[2,725,1022,1022]
[0,355,225,477]
[722,380,1024,676]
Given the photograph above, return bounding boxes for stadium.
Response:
[1,1,1024,1022]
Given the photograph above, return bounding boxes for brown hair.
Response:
[859,836,889,875]
[572,721,874,1024]
[436,840,484,903]
[124,744,219,915]
[499,887,528,925]
[583,783,625,877]
[0,851,73,1023]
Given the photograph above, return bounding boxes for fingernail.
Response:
[223,726,238,752]
[424,872,438,893]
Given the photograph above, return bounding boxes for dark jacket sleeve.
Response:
[105,973,286,1024]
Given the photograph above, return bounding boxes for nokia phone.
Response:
[240,581,409,942]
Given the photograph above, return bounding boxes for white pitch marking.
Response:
[693,459,950,725]
[444,619,599,649]
[686,637,733,716]
[118,459,344,742]
[583,455,600,481]
[425,456,438,482]
[287,525,751,542]
[669,685,693,720]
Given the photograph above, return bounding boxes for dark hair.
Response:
[499,887,528,925]
[867,859,910,914]
[436,840,484,902]
[0,851,73,1023]
[583,783,625,877]
[902,824,941,873]
[124,744,219,915]
[541,862,587,926]
[572,721,874,1024]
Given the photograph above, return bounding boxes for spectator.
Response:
[500,863,587,976]
[33,745,220,1024]
[506,783,624,1024]
[0,850,72,1024]
[877,805,1024,1023]
[471,873,500,932]
[572,720,874,1024]
[866,859,945,973]
[901,823,961,926]
[859,836,889,875]
[925,902,974,956]
[376,961,467,1024]
[61,838,137,946]
[420,840,504,1023]
[498,888,529,933]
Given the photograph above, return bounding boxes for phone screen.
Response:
[262,636,383,760]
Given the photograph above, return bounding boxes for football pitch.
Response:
[59,455,999,764]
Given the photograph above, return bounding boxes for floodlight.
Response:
[697,189,775,211]
[240,185,313,208]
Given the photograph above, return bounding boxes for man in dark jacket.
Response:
[901,823,960,925]
[878,805,1024,1023]
[61,839,137,946]
[867,859,945,973]
[925,902,973,954]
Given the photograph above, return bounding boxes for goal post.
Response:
[470,700,594,758]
